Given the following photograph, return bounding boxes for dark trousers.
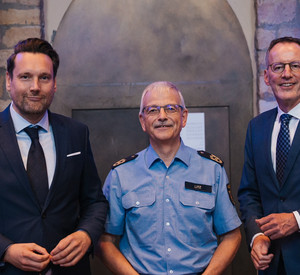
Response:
[278,251,286,275]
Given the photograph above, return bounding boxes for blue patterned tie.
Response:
[276,114,292,185]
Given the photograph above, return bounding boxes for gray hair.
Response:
[265,36,300,67]
[139,81,186,114]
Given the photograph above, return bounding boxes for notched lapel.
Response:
[264,109,279,186]
[0,107,41,208]
[283,122,300,185]
[43,114,68,208]
[0,117,26,179]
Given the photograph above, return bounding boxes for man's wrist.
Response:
[292,211,300,230]
[250,233,264,248]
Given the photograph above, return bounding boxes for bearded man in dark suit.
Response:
[0,38,108,274]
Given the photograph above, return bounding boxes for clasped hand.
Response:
[251,212,299,271]
[4,231,91,272]
[256,212,298,240]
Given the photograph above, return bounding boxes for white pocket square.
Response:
[67,151,81,157]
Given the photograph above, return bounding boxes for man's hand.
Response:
[50,231,91,267]
[4,243,50,272]
[256,213,299,240]
[251,235,273,270]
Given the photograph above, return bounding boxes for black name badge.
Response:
[185,181,212,193]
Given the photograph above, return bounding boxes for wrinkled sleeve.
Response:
[213,166,242,236]
[103,169,125,235]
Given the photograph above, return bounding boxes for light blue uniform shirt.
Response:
[103,142,241,275]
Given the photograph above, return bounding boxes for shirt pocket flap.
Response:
[180,191,214,210]
[122,191,155,209]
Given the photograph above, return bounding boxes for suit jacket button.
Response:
[42,213,46,219]
[280,197,285,202]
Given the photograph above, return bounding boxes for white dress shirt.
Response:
[10,104,56,187]
[252,104,300,247]
[271,105,300,228]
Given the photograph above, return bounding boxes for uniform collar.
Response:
[145,141,190,168]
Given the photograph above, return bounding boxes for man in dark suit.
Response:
[0,38,108,274]
[238,36,300,275]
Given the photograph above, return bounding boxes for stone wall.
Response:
[0,0,300,114]
[256,0,300,113]
[0,0,42,110]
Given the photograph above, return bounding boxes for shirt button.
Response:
[136,201,140,206]
[166,222,170,226]
[166,198,170,202]
[169,270,174,274]
[166,176,169,179]
[167,248,171,252]
[195,201,200,205]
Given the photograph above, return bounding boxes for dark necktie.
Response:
[276,114,292,185]
[24,126,48,207]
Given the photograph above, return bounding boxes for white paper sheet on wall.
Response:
[180,112,205,150]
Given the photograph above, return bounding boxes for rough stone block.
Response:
[257,0,297,25]
[257,50,268,70]
[0,9,40,25]
[0,49,12,69]
[2,27,41,48]
[2,0,39,5]
[259,99,277,114]
[0,74,4,98]
[258,75,269,93]
[256,28,275,50]
[278,27,300,39]
[0,99,11,112]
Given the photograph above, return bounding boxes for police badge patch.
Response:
[112,154,138,169]
[227,183,235,205]
[197,150,224,167]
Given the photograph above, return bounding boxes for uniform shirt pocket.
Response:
[180,190,215,209]
[122,189,157,245]
[178,188,216,245]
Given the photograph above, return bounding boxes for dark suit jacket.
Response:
[238,107,300,275]
[0,106,108,274]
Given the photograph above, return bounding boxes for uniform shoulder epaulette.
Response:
[112,154,138,169]
[197,150,224,167]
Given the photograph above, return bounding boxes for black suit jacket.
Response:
[0,106,108,274]
[238,108,300,275]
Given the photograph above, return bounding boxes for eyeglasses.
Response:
[268,61,300,74]
[142,104,183,116]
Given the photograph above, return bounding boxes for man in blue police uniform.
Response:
[98,81,241,275]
